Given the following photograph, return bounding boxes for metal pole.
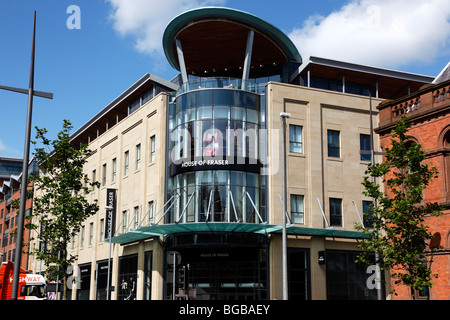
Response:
[105,206,113,300]
[280,112,290,300]
[11,11,36,300]
[369,93,383,300]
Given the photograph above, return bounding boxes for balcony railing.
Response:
[176,77,267,96]
[379,81,450,127]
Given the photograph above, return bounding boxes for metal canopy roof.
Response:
[163,7,302,75]
[110,222,369,245]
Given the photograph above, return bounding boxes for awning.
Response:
[110,222,369,245]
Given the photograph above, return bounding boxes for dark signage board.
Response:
[105,188,117,239]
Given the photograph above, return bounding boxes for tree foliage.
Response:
[26,119,99,299]
[356,117,443,298]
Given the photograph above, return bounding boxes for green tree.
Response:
[26,119,99,300]
[357,116,442,299]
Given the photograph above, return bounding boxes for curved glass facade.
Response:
[167,86,266,224]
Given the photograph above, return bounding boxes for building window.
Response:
[100,218,105,242]
[326,250,378,300]
[327,130,340,158]
[362,200,375,228]
[122,210,128,233]
[92,170,97,190]
[150,136,155,163]
[144,251,152,300]
[102,164,107,186]
[89,222,94,246]
[148,201,154,224]
[112,158,117,182]
[118,254,138,300]
[360,134,371,162]
[329,198,342,227]
[288,248,310,300]
[133,206,140,229]
[81,225,85,247]
[290,195,304,224]
[136,144,141,170]
[124,151,129,176]
[289,125,303,153]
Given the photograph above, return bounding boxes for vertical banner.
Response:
[105,188,117,239]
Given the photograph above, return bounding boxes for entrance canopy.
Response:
[110,222,368,245]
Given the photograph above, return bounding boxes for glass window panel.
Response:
[360,134,371,161]
[197,90,213,106]
[197,106,212,120]
[213,90,230,106]
[247,109,258,123]
[231,107,245,121]
[290,195,304,224]
[329,198,342,227]
[214,106,229,119]
[289,125,303,153]
[186,92,196,108]
[327,130,340,158]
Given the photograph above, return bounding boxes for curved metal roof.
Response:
[163,7,302,74]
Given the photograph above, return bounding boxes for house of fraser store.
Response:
[28,7,437,300]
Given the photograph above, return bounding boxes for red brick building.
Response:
[376,62,450,299]
[0,172,34,272]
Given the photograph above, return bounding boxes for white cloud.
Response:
[0,139,6,153]
[288,0,450,69]
[106,0,227,56]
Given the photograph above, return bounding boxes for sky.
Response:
[0,0,449,158]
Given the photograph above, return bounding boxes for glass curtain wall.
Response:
[168,88,266,224]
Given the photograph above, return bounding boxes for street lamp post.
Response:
[280,112,290,300]
[105,205,114,300]
[0,11,53,300]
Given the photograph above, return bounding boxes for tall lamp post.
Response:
[0,11,53,300]
[280,112,290,300]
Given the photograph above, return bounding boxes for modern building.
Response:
[0,157,23,186]
[376,62,450,300]
[28,7,435,300]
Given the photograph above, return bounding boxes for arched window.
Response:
[440,127,450,201]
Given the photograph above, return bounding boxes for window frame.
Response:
[327,130,340,158]
[290,194,304,224]
[329,198,342,227]
[124,151,129,176]
[289,125,303,154]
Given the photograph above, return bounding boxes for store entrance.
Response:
[164,233,268,300]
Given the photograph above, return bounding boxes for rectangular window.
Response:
[112,158,117,182]
[290,194,304,224]
[360,134,372,162]
[92,170,97,190]
[329,198,342,227]
[89,222,94,246]
[136,144,141,170]
[122,210,128,233]
[327,130,340,158]
[124,151,129,176]
[81,225,85,247]
[150,136,156,163]
[100,218,105,242]
[134,206,140,229]
[362,200,375,228]
[102,164,107,186]
[289,125,303,153]
[148,201,154,224]
[326,250,378,300]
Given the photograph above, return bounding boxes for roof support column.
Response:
[175,39,188,84]
[242,29,254,90]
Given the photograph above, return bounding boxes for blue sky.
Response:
[0,0,449,158]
